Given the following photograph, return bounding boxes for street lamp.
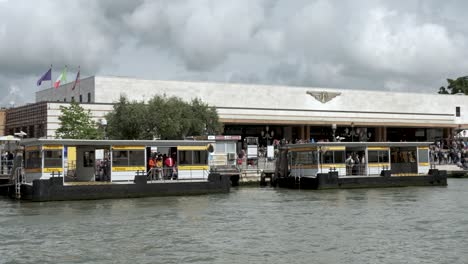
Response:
[263,125,272,146]
[350,122,355,142]
[100,119,107,139]
[331,124,337,142]
[14,131,27,139]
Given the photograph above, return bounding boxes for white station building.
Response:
[4,76,468,142]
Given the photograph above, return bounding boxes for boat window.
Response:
[178,150,208,165]
[112,150,129,166]
[215,143,226,153]
[226,143,236,154]
[334,151,345,163]
[291,151,318,165]
[322,151,334,164]
[417,149,429,163]
[111,150,144,167]
[25,150,41,169]
[83,151,94,168]
[368,150,389,163]
[391,148,416,163]
[129,150,145,166]
[179,151,193,165]
[44,150,62,168]
[321,150,344,164]
[193,151,208,165]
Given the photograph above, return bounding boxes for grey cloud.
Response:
[1,0,468,106]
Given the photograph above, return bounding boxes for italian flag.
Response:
[54,67,67,88]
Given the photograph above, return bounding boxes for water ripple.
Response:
[1,179,468,263]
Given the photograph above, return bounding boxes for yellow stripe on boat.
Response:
[177,145,209,151]
[43,145,63,150]
[112,146,145,150]
[112,166,146,171]
[43,168,63,173]
[25,168,41,173]
[25,146,40,151]
[368,163,390,167]
[320,164,346,168]
[178,165,209,170]
[321,146,345,151]
[291,164,319,169]
[367,147,389,150]
[289,147,317,152]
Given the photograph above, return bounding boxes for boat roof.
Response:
[20,138,215,147]
[287,141,432,149]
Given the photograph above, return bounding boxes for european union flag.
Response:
[37,68,52,86]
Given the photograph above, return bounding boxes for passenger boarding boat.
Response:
[273,142,447,189]
[10,139,230,201]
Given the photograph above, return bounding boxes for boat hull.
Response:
[19,173,230,202]
[277,169,447,190]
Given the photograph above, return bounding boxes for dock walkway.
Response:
[435,164,468,177]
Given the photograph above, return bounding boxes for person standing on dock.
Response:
[156,155,163,180]
[345,154,354,175]
[165,154,174,179]
[6,151,14,174]
[148,156,156,180]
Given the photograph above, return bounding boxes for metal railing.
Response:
[345,163,367,176]
[144,167,210,182]
[0,159,13,175]
[237,157,276,172]
[14,167,25,199]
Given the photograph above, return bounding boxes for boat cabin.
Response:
[21,139,214,183]
[280,142,431,178]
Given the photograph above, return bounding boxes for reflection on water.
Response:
[1,179,468,264]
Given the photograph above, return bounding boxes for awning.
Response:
[0,135,20,141]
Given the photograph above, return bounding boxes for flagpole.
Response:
[78,66,81,102]
[50,64,53,90]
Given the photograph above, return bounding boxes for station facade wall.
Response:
[32,76,468,141]
[36,76,468,128]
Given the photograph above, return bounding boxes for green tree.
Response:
[188,98,222,136]
[438,76,468,95]
[105,96,151,140]
[106,95,222,140]
[55,101,102,139]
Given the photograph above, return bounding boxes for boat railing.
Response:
[238,157,276,172]
[145,167,209,182]
[0,159,14,175]
[13,167,25,199]
[345,163,368,176]
[292,163,305,178]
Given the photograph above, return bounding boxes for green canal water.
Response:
[1,179,468,264]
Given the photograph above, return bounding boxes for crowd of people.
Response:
[430,139,468,169]
[1,151,15,175]
[147,152,177,180]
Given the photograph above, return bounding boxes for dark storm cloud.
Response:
[1,0,468,105]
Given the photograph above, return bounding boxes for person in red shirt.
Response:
[165,155,174,179]
[148,156,156,180]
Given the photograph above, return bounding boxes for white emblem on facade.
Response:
[306,91,341,103]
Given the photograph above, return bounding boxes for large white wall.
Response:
[36,77,95,103]
[46,102,113,138]
[36,76,468,129]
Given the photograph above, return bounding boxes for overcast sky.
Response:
[1,0,468,106]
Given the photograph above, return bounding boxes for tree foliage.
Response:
[105,96,151,140]
[438,76,468,95]
[55,101,102,139]
[105,95,222,140]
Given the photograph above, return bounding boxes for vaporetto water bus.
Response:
[9,139,230,201]
[273,142,447,189]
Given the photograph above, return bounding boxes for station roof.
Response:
[20,138,215,147]
[287,141,432,149]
